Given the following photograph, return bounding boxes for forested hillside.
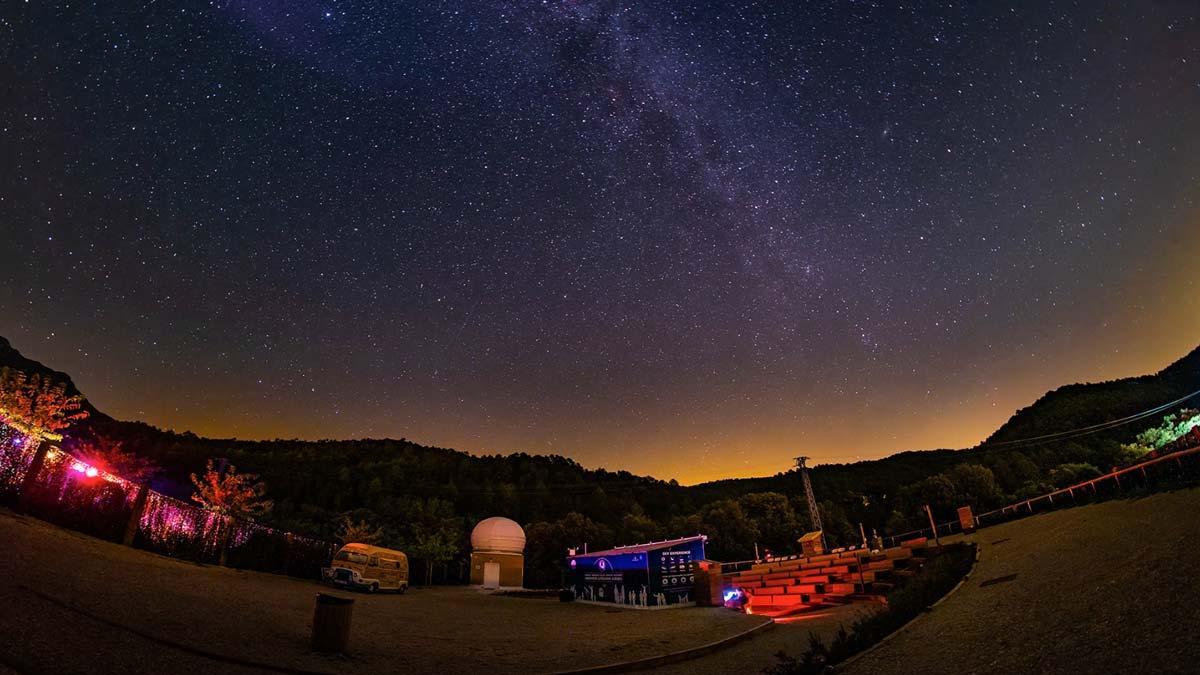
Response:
[986,346,1200,444]
[3,336,1198,585]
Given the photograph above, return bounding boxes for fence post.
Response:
[218,516,232,567]
[123,486,150,546]
[284,532,295,576]
[17,440,51,513]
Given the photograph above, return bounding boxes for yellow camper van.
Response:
[322,543,409,593]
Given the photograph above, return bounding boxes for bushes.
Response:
[766,543,976,675]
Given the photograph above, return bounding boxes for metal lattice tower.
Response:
[795,456,824,548]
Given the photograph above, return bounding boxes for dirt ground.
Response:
[843,487,1200,675]
[11,489,1194,674]
[646,603,871,675]
[2,509,772,674]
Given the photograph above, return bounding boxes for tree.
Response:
[817,500,856,548]
[1047,463,1101,488]
[0,368,88,441]
[523,521,563,588]
[884,510,912,535]
[619,511,663,545]
[395,497,464,585]
[70,434,158,484]
[524,512,614,588]
[189,459,273,566]
[902,474,957,518]
[1121,409,1200,458]
[739,492,802,555]
[686,499,759,561]
[407,526,460,586]
[984,451,1040,493]
[336,514,385,545]
[946,464,1002,509]
[190,459,273,518]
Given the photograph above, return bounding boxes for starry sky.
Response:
[2,1,1198,484]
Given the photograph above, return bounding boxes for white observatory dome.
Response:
[470,517,526,553]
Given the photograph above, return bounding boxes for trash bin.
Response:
[312,593,355,653]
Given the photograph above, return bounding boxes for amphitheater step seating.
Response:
[723,537,932,618]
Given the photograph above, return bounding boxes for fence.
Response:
[882,444,1200,548]
[714,445,1200,568]
[0,422,335,579]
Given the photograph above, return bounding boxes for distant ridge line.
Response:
[985,387,1200,448]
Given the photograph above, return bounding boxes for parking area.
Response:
[3,509,772,674]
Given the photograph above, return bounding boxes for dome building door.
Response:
[483,562,501,589]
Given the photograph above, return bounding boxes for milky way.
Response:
[2,1,1198,483]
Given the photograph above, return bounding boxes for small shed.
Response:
[798,531,825,557]
[567,535,707,609]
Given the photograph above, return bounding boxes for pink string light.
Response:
[2,420,334,566]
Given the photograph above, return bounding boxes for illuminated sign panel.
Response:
[566,536,706,608]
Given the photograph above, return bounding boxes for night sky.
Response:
[2,1,1198,484]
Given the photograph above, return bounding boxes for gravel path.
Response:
[3,509,766,674]
[843,488,1200,675]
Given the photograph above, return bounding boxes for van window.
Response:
[347,552,368,564]
[380,559,397,569]
[335,551,350,561]
[368,556,379,566]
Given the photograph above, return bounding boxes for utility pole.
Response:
[795,456,825,552]
[924,504,941,547]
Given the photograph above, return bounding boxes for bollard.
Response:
[312,593,355,653]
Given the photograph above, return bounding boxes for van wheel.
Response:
[398,585,407,595]
[369,583,379,594]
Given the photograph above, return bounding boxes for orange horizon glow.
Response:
[11,209,1200,486]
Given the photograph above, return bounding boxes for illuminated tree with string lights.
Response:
[72,434,158,484]
[0,367,88,441]
[190,459,273,566]
[190,459,273,518]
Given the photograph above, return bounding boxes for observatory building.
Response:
[469,516,525,589]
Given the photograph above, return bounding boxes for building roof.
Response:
[471,516,526,553]
[338,543,407,559]
[569,535,707,560]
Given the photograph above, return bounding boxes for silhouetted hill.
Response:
[2,334,1197,565]
[984,346,1200,445]
[0,336,112,424]
[0,336,81,396]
